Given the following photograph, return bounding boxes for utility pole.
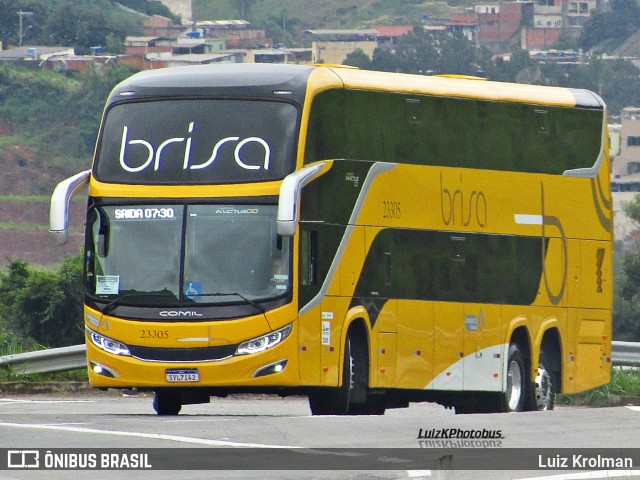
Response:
[18,11,33,47]
[282,8,287,47]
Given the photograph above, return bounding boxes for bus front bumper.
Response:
[84,326,300,389]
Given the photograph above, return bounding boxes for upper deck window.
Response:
[95,99,299,185]
[305,89,602,175]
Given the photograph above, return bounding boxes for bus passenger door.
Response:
[297,305,322,386]
[376,300,397,388]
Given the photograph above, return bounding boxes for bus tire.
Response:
[153,389,182,415]
[533,349,554,411]
[308,332,367,415]
[350,393,386,415]
[502,343,527,412]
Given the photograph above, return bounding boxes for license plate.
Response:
[166,369,200,383]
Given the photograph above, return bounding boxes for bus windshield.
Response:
[86,204,290,307]
[94,99,299,185]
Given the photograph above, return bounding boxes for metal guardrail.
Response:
[0,344,86,374]
[0,341,638,376]
[611,340,640,367]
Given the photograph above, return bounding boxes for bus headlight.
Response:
[235,324,292,355]
[86,328,131,356]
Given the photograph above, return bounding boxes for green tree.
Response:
[343,48,372,70]
[536,58,640,114]
[44,1,124,55]
[0,62,134,160]
[105,33,126,55]
[70,63,137,154]
[579,0,640,51]
[0,0,162,53]
[230,0,257,19]
[0,255,84,348]
[484,48,535,83]
[435,32,479,75]
[262,8,302,46]
[0,0,47,48]
[365,28,485,76]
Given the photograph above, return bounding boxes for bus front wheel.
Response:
[308,332,368,415]
[153,389,182,415]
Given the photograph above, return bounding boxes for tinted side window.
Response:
[305,89,602,174]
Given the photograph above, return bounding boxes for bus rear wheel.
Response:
[533,350,554,411]
[502,343,526,412]
[153,389,182,415]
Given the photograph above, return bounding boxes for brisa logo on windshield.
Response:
[119,122,271,173]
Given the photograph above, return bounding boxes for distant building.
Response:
[125,36,176,56]
[305,29,378,64]
[42,55,117,73]
[431,3,530,47]
[565,0,601,29]
[197,20,270,49]
[532,0,563,28]
[371,25,414,47]
[448,12,480,43]
[164,53,236,67]
[521,27,563,49]
[0,46,75,63]
[143,15,186,38]
[522,0,605,49]
[246,48,312,64]
[610,123,622,159]
[474,2,531,43]
[613,107,640,180]
[172,38,226,55]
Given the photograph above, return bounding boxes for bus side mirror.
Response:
[277,163,326,237]
[49,170,91,245]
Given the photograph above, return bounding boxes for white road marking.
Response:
[0,399,95,405]
[625,406,640,412]
[161,418,237,423]
[0,421,299,448]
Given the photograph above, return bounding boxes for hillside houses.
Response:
[0,0,609,73]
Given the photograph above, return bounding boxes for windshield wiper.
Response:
[187,292,265,314]
[101,290,178,315]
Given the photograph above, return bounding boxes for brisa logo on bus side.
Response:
[440,172,487,228]
[118,122,271,173]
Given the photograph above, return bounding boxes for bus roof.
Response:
[109,63,315,106]
[108,63,603,111]
[320,65,604,110]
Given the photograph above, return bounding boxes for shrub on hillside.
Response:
[0,254,84,348]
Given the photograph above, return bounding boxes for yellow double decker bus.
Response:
[50,64,612,415]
